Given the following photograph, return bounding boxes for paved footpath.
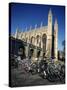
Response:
[11,68,65,87]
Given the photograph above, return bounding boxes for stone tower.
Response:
[54,18,58,60]
[46,9,52,58]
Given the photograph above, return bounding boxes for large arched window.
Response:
[42,34,47,54]
[30,36,35,44]
[36,35,41,47]
[37,35,39,44]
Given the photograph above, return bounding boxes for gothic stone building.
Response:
[12,9,58,62]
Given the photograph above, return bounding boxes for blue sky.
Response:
[10,3,65,51]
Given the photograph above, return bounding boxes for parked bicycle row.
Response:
[10,54,65,82]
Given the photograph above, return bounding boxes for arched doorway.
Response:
[18,45,26,59]
[29,48,34,58]
[37,50,40,58]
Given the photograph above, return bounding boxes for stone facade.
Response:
[13,9,58,61]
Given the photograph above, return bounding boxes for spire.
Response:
[49,8,52,15]
[40,22,43,27]
[26,27,27,31]
[30,25,32,30]
[54,18,58,25]
[54,18,58,31]
[35,24,37,29]
[48,8,52,35]
[48,8,52,23]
